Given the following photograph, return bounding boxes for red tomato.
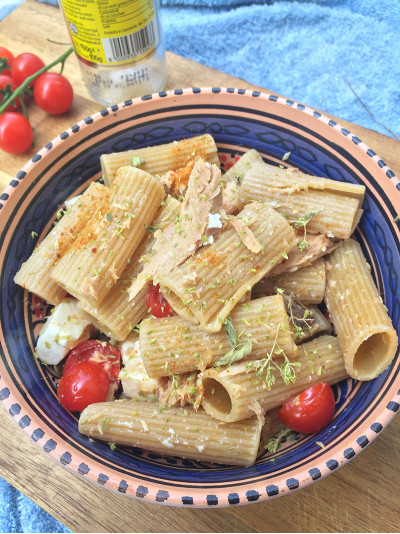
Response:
[0,75,20,111]
[0,112,33,154]
[11,53,45,86]
[0,47,14,76]
[278,381,335,434]
[146,283,174,318]
[58,360,109,412]
[33,72,73,115]
[63,340,120,382]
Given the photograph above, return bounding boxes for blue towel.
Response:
[0,1,399,532]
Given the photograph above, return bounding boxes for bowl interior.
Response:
[0,89,399,506]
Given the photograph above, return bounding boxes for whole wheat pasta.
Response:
[161,202,298,333]
[325,239,398,380]
[222,149,263,214]
[51,167,164,306]
[140,295,297,378]
[78,196,181,340]
[79,401,262,466]
[101,134,219,186]
[200,335,348,422]
[253,258,326,305]
[239,162,364,239]
[14,182,106,305]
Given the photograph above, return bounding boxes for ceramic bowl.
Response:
[0,88,399,507]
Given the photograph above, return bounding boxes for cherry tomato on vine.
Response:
[58,360,110,412]
[146,283,174,318]
[0,47,14,76]
[11,52,45,86]
[33,72,73,115]
[63,340,121,383]
[0,112,33,154]
[278,381,335,434]
[0,75,21,111]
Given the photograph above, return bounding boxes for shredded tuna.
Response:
[158,372,202,409]
[128,159,224,301]
[159,160,195,196]
[248,400,265,424]
[228,216,262,253]
[268,231,338,276]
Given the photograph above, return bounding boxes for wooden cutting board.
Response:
[0,1,399,533]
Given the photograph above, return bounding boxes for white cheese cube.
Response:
[119,333,158,398]
[36,297,95,365]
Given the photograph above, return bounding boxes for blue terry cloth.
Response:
[0,478,71,533]
[160,1,400,138]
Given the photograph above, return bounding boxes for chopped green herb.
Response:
[131,156,145,167]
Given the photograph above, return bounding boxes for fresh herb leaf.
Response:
[214,340,253,368]
[146,224,160,233]
[223,316,237,347]
[264,427,292,453]
[106,212,113,221]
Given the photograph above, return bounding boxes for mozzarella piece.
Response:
[36,297,95,365]
[119,334,158,398]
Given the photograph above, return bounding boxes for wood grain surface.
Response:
[0,1,399,532]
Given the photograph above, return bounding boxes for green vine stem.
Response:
[0,46,74,115]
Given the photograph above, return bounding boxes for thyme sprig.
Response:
[293,210,321,251]
[247,325,301,387]
[264,427,292,453]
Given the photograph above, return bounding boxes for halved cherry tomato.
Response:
[33,72,73,115]
[11,52,45,86]
[58,360,109,412]
[146,283,174,318]
[0,112,32,154]
[0,75,21,111]
[0,47,14,76]
[278,381,335,434]
[63,340,120,382]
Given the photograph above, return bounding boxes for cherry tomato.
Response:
[0,112,33,154]
[33,72,73,115]
[0,47,14,76]
[58,360,109,412]
[63,340,120,382]
[278,381,335,434]
[0,75,20,111]
[146,283,174,318]
[11,53,45,86]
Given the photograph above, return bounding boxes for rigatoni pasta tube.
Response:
[253,258,326,305]
[140,295,297,378]
[101,134,219,186]
[79,401,262,467]
[161,202,298,333]
[200,335,348,422]
[239,162,364,239]
[222,149,263,214]
[325,239,398,380]
[51,167,164,306]
[14,182,106,305]
[78,196,181,341]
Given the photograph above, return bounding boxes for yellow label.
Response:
[60,0,159,65]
